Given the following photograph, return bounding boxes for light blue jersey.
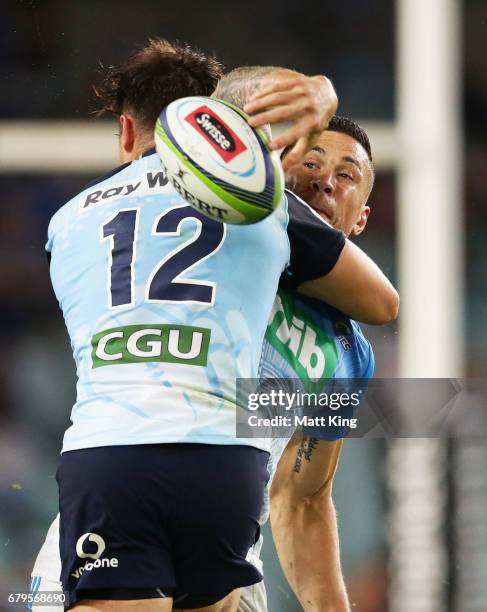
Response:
[262,288,374,384]
[46,153,344,453]
[260,288,374,486]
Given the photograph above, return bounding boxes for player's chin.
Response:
[319,211,334,225]
[291,187,335,224]
[310,205,334,225]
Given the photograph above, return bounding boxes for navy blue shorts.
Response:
[57,443,269,609]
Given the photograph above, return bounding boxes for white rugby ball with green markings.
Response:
[154,96,284,224]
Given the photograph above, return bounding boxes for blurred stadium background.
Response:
[1,1,487,610]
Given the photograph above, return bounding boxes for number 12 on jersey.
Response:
[100,204,226,309]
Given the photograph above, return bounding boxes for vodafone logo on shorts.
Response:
[71,532,118,580]
[185,105,247,162]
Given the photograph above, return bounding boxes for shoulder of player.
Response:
[47,149,160,234]
[281,288,339,323]
[280,288,370,345]
[288,292,375,372]
[280,189,346,289]
[82,147,157,191]
[81,160,133,192]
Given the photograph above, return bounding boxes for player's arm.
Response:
[284,192,399,325]
[299,239,399,325]
[244,69,338,169]
[270,434,350,612]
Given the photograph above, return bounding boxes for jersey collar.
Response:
[141,147,156,158]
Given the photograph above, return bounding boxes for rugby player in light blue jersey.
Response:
[32,41,398,612]
[31,119,378,612]
[238,117,377,612]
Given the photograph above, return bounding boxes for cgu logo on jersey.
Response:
[92,323,211,368]
[185,105,247,162]
[266,292,338,391]
[71,533,118,580]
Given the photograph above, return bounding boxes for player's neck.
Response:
[120,139,155,163]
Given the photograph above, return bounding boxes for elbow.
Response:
[271,478,333,513]
[270,487,335,533]
[385,288,400,323]
[368,287,400,325]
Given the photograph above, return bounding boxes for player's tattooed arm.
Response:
[270,434,351,612]
[292,436,319,473]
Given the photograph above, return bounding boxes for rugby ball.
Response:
[154,96,284,224]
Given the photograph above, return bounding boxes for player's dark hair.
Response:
[281,114,375,195]
[327,115,373,162]
[93,38,223,135]
[282,114,375,198]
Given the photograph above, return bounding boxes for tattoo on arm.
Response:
[293,436,319,473]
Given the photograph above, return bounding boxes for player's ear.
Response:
[119,114,136,159]
[351,205,370,236]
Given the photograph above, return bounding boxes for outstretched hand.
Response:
[243,69,338,171]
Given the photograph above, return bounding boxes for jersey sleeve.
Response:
[351,321,375,380]
[280,190,346,290]
[361,340,375,380]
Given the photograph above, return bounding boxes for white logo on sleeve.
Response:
[71,533,118,580]
[76,533,106,559]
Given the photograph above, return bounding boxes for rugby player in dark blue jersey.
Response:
[238,117,378,612]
